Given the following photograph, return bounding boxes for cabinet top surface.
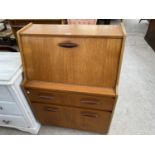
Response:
[0,52,22,82]
[19,24,125,38]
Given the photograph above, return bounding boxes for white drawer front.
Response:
[0,101,21,115]
[0,114,27,128]
[0,86,14,102]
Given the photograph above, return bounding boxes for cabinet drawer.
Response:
[32,103,71,127]
[32,103,111,133]
[0,114,27,128]
[69,94,115,111]
[25,88,115,111]
[72,108,111,133]
[25,89,67,105]
[0,101,21,115]
[0,86,14,102]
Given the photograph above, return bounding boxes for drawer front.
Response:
[32,103,111,133]
[0,101,21,115]
[72,108,111,133]
[25,89,67,105]
[25,88,115,111]
[0,86,14,102]
[0,114,27,128]
[32,103,71,127]
[69,94,115,111]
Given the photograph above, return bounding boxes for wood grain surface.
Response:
[20,36,122,88]
[32,102,111,133]
[20,24,124,38]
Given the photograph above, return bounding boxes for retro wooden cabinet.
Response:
[17,23,126,134]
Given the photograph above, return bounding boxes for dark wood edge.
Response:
[0,45,18,52]
[145,35,155,51]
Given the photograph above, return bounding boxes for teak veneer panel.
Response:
[25,88,115,111]
[24,81,116,97]
[19,24,124,38]
[31,103,111,133]
[21,36,122,87]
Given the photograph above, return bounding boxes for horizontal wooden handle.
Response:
[44,107,58,112]
[39,95,55,100]
[80,112,98,118]
[58,42,78,48]
[80,99,100,105]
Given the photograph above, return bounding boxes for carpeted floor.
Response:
[0,19,155,135]
[109,19,155,134]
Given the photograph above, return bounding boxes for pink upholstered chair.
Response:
[67,19,97,25]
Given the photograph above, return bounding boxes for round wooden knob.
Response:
[27,91,30,94]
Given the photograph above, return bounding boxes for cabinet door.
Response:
[32,103,71,127]
[31,103,111,133]
[71,108,111,133]
[21,36,122,88]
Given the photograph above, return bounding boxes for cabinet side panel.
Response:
[20,36,35,80]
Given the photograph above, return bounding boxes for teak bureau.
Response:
[18,23,126,134]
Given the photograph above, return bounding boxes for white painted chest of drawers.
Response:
[0,52,40,134]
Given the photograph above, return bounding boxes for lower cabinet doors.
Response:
[32,103,112,133]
